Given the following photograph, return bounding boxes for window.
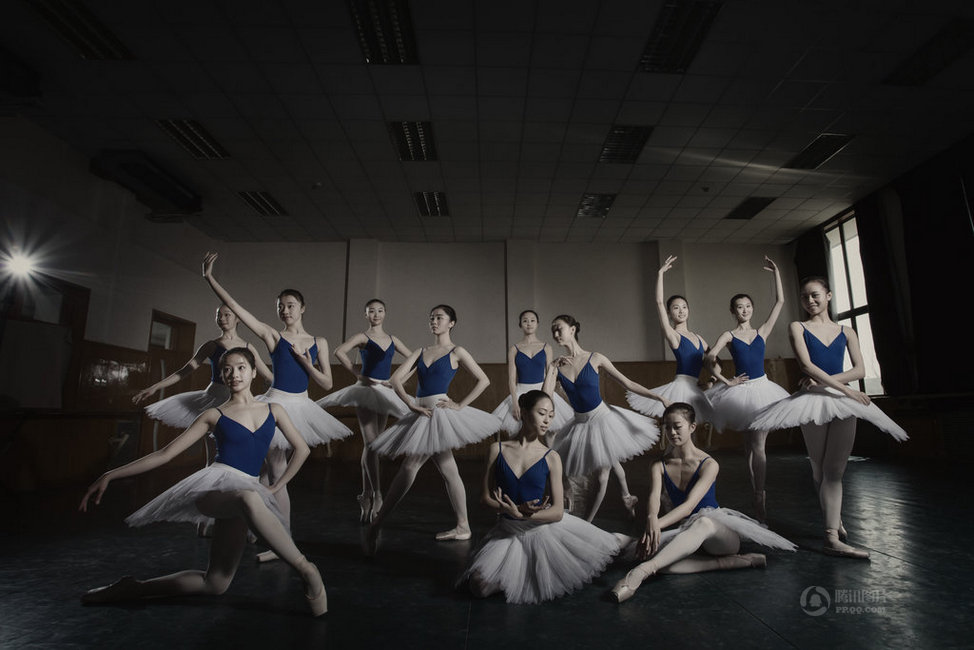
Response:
[824,214,883,394]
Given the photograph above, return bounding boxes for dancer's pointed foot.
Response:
[824,529,869,559]
[837,521,848,541]
[622,494,638,519]
[81,576,140,604]
[611,565,652,603]
[434,526,471,541]
[300,561,328,617]
[356,493,373,524]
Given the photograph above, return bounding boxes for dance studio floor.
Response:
[1,449,969,649]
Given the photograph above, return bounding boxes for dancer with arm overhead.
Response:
[704,256,790,521]
[491,309,572,439]
[202,252,352,536]
[318,298,413,523]
[749,277,908,558]
[364,305,498,554]
[628,255,715,424]
[80,347,327,616]
[541,314,664,522]
[611,402,795,604]
[460,390,626,604]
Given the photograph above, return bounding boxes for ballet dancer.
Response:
[628,255,715,423]
[749,276,908,559]
[202,252,352,536]
[541,314,664,522]
[133,304,272,447]
[491,309,572,439]
[364,305,497,553]
[611,402,795,603]
[704,256,790,521]
[460,390,626,604]
[80,347,327,616]
[319,298,413,523]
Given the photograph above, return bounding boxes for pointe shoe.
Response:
[303,563,328,617]
[434,526,472,541]
[838,521,848,541]
[371,493,383,519]
[739,553,767,568]
[823,530,870,560]
[356,493,373,525]
[622,494,638,519]
[611,566,651,604]
[256,550,280,563]
[81,576,139,604]
[753,491,767,523]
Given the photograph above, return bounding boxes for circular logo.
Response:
[800,586,830,616]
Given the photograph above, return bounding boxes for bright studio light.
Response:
[5,252,38,278]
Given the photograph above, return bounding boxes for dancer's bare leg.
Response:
[747,429,770,521]
[261,446,291,526]
[356,407,387,521]
[363,454,429,554]
[612,462,638,518]
[432,451,471,540]
[585,467,611,522]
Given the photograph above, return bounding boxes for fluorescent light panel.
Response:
[157,119,230,160]
[389,121,437,161]
[24,0,134,60]
[640,0,722,73]
[725,196,775,220]
[239,191,287,217]
[784,133,854,170]
[348,0,418,64]
[599,125,654,163]
[576,193,616,219]
[884,18,974,86]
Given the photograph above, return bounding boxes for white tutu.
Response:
[459,513,623,604]
[748,386,908,441]
[316,380,410,418]
[370,394,501,458]
[627,375,715,423]
[554,403,660,476]
[144,383,231,429]
[257,388,354,450]
[124,462,285,529]
[658,507,797,551]
[707,375,791,432]
[491,382,574,437]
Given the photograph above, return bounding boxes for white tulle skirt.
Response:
[748,386,908,441]
[316,380,410,418]
[144,382,231,429]
[370,394,502,458]
[459,513,624,604]
[491,382,574,437]
[707,376,791,432]
[658,507,797,551]
[627,375,715,423]
[257,388,354,450]
[554,403,660,476]
[124,463,285,529]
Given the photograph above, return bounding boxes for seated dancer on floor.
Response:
[79,347,327,617]
[460,390,627,604]
[611,402,796,604]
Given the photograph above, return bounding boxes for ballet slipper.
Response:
[81,576,140,604]
[434,526,472,541]
[753,491,767,523]
[301,561,328,617]
[256,550,280,563]
[356,493,372,525]
[622,494,638,519]
[739,552,767,568]
[716,553,767,570]
[611,565,653,603]
[823,529,870,560]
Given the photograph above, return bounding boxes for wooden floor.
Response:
[1,447,970,649]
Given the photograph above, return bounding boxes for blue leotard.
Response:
[728,334,766,379]
[802,325,845,376]
[514,346,546,384]
[213,406,276,477]
[662,457,718,514]
[673,334,705,377]
[271,337,318,393]
[208,343,227,384]
[416,348,457,397]
[557,354,602,414]
[495,441,552,518]
[360,337,395,381]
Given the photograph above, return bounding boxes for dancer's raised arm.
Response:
[202,252,278,349]
[756,256,785,339]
